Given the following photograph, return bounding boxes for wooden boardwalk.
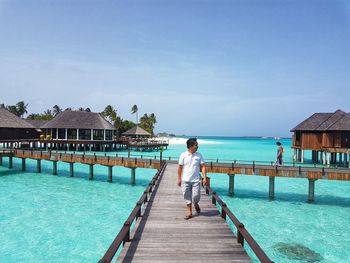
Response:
[117,163,251,263]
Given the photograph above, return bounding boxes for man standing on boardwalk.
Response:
[178,138,207,220]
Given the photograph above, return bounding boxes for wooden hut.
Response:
[122,126,151,138]
[42,110,116,141]
[0,108,40,140]
[291,109,350,165]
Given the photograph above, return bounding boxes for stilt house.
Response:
[290,109,350,165]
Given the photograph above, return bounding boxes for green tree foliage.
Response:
[139,113,157,135]
[131,104,138,124]
[101,105,117,123]
[16,101,28,117]
[52,105,62,116]
[1,101,28,117]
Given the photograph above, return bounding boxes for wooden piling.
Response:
[131,168,136,185]
[269,176,275,199]
[70,163,74,177]
[89,164,94,180]
[53,161,57,175]
[0,156,2,166]
[9,156,13,169]
[108,166,112,182]
[37,159,41,173]
[308,179,316,203]
[228,174,235,196]
[22,158,26,171]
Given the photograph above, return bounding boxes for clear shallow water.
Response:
[1,137,349,262]
[0,158,155,262]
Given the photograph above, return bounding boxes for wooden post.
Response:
[0,156,2,166]
[37,159,41,173]
[22,158,26,171]
[8,156,13,169]
[131,167,136,185]
[107,166,113,182]
[269,176,275,199]
[89,164,94,180]
[228,174,235,196]
[308,179,316,203]
[70,163,74,177]
[53,161,57,175]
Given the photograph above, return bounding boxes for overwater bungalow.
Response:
[291,109,350,165]
[42,110,116,141]
[0,108,40,141]
[120,126,168,151]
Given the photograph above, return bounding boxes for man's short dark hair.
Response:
[276,142,282,146]
[187,138,197,149]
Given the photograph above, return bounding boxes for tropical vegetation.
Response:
[1,101,158,136]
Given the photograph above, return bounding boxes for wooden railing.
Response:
[98,161,167,263]
[204,178,274,263]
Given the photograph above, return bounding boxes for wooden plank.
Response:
[117,164,251,263]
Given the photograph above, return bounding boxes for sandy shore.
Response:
[156,137,223,145]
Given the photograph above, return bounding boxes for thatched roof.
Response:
[0,108,35,128]
[291,110,350,132]
[25,119,49,128]
[42,110,115,130]
[122,126,151,136]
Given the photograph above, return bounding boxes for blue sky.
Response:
[0,0,349,137]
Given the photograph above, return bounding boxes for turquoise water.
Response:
[1,137,349,262]
[0,158,156,262]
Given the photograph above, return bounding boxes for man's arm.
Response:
[177,165,183,186]
[200,164,207,186]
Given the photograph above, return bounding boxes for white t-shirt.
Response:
[178,151,205,182]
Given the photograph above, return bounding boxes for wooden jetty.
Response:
[0,137,169,152]
[1,149,350,202]
[100,163,272,263]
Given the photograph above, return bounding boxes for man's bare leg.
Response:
[194,202,201,213]
[184,204,192,219]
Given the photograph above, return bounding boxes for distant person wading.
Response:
[178,138,207,220]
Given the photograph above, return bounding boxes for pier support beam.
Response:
[8,156,13,169]
[269,176,275,199]
[308,179,317,203]
[53,161,57,175]
[292,149,296,162]
[301,150,304,163]
[37,160,41,173]
[131,168,136,185]
[70,163,74,177]
[228,174,235,196]
[22,158,26,171]
[107,166,113,182]
[89,164,94,180]
[0,156,2,166]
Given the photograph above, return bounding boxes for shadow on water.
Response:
[213,186,350,208]
[0,169,24,177]
[0,164,153,187]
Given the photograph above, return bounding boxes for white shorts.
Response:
[181,181,201,205]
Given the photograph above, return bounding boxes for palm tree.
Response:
[52,105,62,116]
[43,109,53,117]
[131,105,138,124]
[6,105,18,116]
[16,101,28,117]
[102,105,117,123]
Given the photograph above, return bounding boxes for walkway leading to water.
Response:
[117,163,251,263]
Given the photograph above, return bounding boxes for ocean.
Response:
[1,137,349,262]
